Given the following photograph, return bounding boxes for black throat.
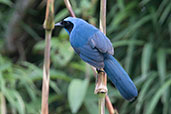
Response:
[63,21,74,33]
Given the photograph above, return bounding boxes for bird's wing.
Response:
[88,31,114,55]
[73,44,105,68]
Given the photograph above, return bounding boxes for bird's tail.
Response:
[104,55,138,101]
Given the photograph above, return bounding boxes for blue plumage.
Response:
[104,55,138,100]
[55,17,138,101]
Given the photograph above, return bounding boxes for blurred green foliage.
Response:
[0,0,171,114]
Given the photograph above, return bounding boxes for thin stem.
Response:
[41,29,52,114]
[98,0,107,114]
[99,0,116,114]
[96,69,107,114]
[41,0,54,114]
[0,93,6,114]
[64,0,76,17]
[99,93,106,114]
[106,95,118,114]
[99,0,106,34]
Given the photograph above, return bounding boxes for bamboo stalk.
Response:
[99,0,106,34]
[106,95,118,114]
[64,0,76,17]
[99,93,106,114]
[41,0,54,114]
[0,93,6,114]
[96,0,107,113]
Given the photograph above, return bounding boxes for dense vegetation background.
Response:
[0,0,170,114]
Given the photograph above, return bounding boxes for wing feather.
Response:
[71,31,114,68]
[89,31,114,55]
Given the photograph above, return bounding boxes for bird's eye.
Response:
[62,21,69,25]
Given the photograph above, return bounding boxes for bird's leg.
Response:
[94,68,108,94]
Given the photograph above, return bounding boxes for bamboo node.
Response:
[94,69,108,94]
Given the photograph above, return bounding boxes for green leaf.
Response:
[84,100,98,114]
[157,49,166,83]
[4,89,25,114]
[50,80,62,94]
[145,80,171,114]
[117,0,125,10]
[157,0,169,17]
[157,48,169,113]
[112,40,144,47]
[70,61,86,72]
[135,72,157,114]
[84,84,98,114]
[0,0,12,6]
[113,15,151,40]
[51,39,74,67]
[21,22,41,40]
[169,22,171,40]
[68,79,89,113]
[34,37,74,67]
[140,0,151,5]
[141,43,153,77]
[125,34,137,73]
[50,69,72,81]
[54,9,69,23]
[159,2,171,24]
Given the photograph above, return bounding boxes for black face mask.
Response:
[55,21,74,34]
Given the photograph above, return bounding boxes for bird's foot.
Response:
[96,68,105,73]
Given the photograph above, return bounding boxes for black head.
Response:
[55,21,74,33]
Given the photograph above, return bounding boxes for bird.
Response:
[55,17,138,101]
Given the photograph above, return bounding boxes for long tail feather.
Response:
[104,55,138,101]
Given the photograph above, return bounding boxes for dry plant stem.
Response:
[106,95,118,114]
[41,0,54,114]
[41,31,51,114]
[99,0,115,113]
[64,0,76,17]
[96,69,107,114]
[99,0,106,34]
[99,93,106,114]
[0,93,6,114]
[97,0,107,114]
[94,69,107,94]
[105,96,113,114]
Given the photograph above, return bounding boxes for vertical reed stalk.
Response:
[0,93,6,114]
[106,95,118,114]
[99,0,106,34]
[41,0,54,114]
[64,0,76,17]
[96,0,107,114]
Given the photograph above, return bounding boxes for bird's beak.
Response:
[55,22,63,27]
